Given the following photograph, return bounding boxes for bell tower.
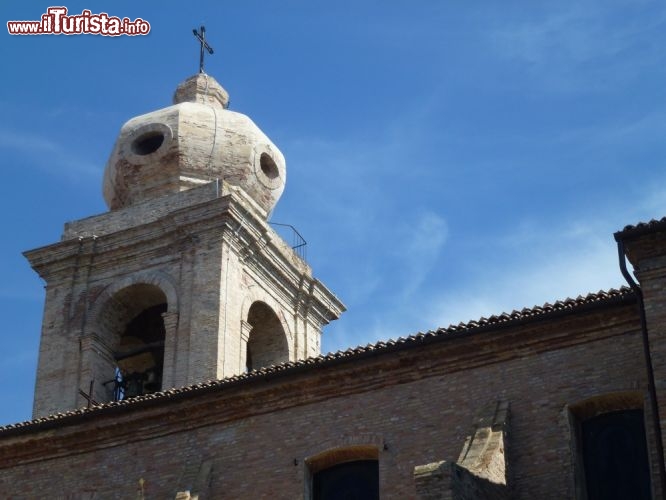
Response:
[25,72,345,418]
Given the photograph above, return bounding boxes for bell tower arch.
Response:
[245,301,290,372]
[86,282,169,404]
[25,72,345,418]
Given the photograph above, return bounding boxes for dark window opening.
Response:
[112,303,167,400]
[313,460,379,500]
[131,131,165,156]
[260,152,279,179]
[582,409,651,500]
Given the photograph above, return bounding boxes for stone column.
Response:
[161,311,180,389]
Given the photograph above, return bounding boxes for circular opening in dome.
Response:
[260,153,279,180]
[131,131,165,156]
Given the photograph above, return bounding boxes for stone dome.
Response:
[102,73,286,216]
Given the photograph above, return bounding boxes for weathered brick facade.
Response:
[2,72,664,498]
[0,288,659,498]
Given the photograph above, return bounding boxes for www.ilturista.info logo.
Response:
[7,7,150,36]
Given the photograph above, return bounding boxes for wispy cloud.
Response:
[395,211,448,299]
[424,220,622,330]
[421,171,666,333]
[0,129,101,181]
[490,2,666,92]
[282,104,453,352]
[324,177,666,353]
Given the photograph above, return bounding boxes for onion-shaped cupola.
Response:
[102,73,286,217]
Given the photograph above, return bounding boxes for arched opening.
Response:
[306,446,380,500]
[245,301,289,371]
[97,283,168,400]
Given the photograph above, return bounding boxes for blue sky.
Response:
[0,1,665,425]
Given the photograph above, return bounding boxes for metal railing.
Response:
[269,222,307,261]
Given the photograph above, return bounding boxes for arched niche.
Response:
[245,301,289,372]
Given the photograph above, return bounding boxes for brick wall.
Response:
[0,299,654,499]
[619,225,666,498]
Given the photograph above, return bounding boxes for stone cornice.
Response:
[23,182,344,325]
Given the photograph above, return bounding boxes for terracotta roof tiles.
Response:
[615,216,666,239]
[0,286,635,435]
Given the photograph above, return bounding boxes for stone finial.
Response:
[173,73,229,108]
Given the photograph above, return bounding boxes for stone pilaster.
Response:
[239,320,252,372]
[78,333,115,406]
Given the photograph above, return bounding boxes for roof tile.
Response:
[616,216,666,238]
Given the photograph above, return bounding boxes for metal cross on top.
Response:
[192,25,214,74]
